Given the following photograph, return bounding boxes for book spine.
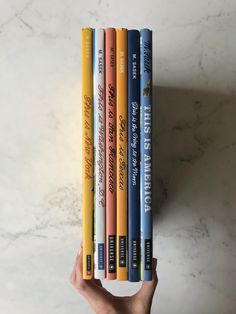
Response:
[128,30,140,282]
[93,29,105,279]
[81,27,94,280]
[116,28,128,281]
[105,28,116,280]
[140,29,153,281]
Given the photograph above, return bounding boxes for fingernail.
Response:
[153,258,157,270]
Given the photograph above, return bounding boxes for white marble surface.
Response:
[0,0,236,313]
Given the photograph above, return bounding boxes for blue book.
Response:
[128,30,141,282]
[140,29,152,281]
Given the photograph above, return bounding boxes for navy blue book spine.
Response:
[140,29,152,281]
[128,30,140,282]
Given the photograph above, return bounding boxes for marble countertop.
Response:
[0,0,236,313]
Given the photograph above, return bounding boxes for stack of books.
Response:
[81,27,152,282]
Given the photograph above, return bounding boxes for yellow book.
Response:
[81,28,93,279]
[116,28,128,280]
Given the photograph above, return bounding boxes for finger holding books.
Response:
[70,246,158,314]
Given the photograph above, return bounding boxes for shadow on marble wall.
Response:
[152,85,235,223]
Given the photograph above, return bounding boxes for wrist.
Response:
[96,304,116,314]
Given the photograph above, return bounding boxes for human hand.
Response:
[70,245,158,314]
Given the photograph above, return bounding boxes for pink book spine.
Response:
[105,28,116,280]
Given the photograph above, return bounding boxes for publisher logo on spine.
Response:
[86,255,92,275]
[145,239,152,271]
[98,243,105,270]
[108,235,116,273]
[131,239,140,269]
[119,236,126,267]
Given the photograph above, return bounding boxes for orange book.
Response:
[116,28,128,280]
[81,28,94,279]
[105,28,116,280]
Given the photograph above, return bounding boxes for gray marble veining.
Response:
[0,0,236,313]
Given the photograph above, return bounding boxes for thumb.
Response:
[72,245,114,307]
[136,258,158,301]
